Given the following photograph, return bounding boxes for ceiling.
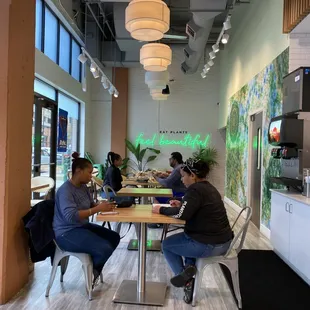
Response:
[79,0,248,69]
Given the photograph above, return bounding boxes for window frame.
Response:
[38,1,82,82]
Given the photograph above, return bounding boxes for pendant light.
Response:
[140,43,172,72]
[125,0,170,42]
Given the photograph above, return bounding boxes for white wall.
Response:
[218,0,289,128]
[87,69,113,164]
[128,46,226,195]
[289,14,310,72]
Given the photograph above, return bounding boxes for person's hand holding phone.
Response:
[96,201,115,213]
[169,200,181,207]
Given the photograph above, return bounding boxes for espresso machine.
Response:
[269,67,310,193]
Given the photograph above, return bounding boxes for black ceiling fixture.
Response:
[162,85,170,95]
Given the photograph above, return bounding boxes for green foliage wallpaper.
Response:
[226,48,289,228]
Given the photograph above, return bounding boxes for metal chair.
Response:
[45,241,103,300]
[31,176,55,207]
[192,206,252,308]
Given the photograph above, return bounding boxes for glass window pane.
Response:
[56,93,79,188]
[34,79,56,100]
[71,40,81,81]
[44,8,58,63]
[35,0,43,50]
[59,25,70,73]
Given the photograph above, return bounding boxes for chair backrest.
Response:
[224,206,252,257]
[92,176,103,189]
[31,176,55,197]
[102,185,116,200]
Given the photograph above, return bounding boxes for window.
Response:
[35,0,43,50]
[59,25,71,73]
[34,79,56,101]
[44,8,58,62]
[35,3,83,82]
[57,93,80,188]
[71,40,81,81]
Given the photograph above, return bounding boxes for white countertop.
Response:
[270,189,310,206]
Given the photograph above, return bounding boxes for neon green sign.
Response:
[135,133,211,149]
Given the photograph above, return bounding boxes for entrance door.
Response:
[32,95,57,194]
[250,112,263,228]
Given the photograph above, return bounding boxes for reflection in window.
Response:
[57,93,79,188]
[71,40,81,81]
[44,8,58,62]
[59,26,70,73]
[35,0,43,50]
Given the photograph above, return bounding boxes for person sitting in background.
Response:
[53,152,120,288]
[152,158,233,304]
[102,151,134,204]
[149,152,186,228]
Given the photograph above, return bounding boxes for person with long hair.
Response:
[152,158,233,304]
[53,152,120,288]
[102,151,134,204]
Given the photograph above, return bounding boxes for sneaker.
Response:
[170,265,197,288]
[183,278,195,304]
[147,223,163,229]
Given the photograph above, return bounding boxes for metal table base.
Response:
[113,280,167,306]
[113,223,167,306]
[127,239,162,251]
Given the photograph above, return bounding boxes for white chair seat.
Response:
[45,242,103,300]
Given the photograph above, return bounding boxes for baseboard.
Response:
[224,196,246,219]
[260,224,271,239]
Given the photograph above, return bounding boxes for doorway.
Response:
[249,112,263,229]
[32,95,57,195]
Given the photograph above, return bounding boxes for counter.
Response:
[270,190,310,286]
[270,189,310,206]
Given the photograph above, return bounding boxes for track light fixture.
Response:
[212,44,219,53]
[90,62,97,73]
[78,53,87,64]
[208,59,214,67]
[92,69,100,79]
[221,33,230,44]
[209,51,216,60]
[78,47,118,96]
[201,72,207,79]
[108,85,114,95]
[223,16,231,30]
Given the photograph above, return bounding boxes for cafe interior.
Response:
[1,0,310,309]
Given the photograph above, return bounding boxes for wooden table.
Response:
[31,184,49,192]
[116,187,173,251]
[97,206,184,306]
[122,180,161,187]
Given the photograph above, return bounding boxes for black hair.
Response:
[171,152,183,164]
[182,158,210,179]
[107,152,121,166]
[71,152,92,175]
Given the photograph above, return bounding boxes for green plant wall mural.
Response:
[226,48,289,228]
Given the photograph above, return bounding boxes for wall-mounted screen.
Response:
[268,120,282,145]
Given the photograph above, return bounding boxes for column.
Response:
[0,0,35,304]
[111,68,129,158]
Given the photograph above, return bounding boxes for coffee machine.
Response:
[269,67,310,192]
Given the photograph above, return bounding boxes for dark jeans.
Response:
[162,232,231,275]
[56,223,120,274]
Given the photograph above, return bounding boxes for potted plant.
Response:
[122,139,160,172]
[192,146,219,172]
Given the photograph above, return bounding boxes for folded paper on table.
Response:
[152,203,171,208]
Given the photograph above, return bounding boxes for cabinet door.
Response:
[289,200,310,281]
[270,192,290,259]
